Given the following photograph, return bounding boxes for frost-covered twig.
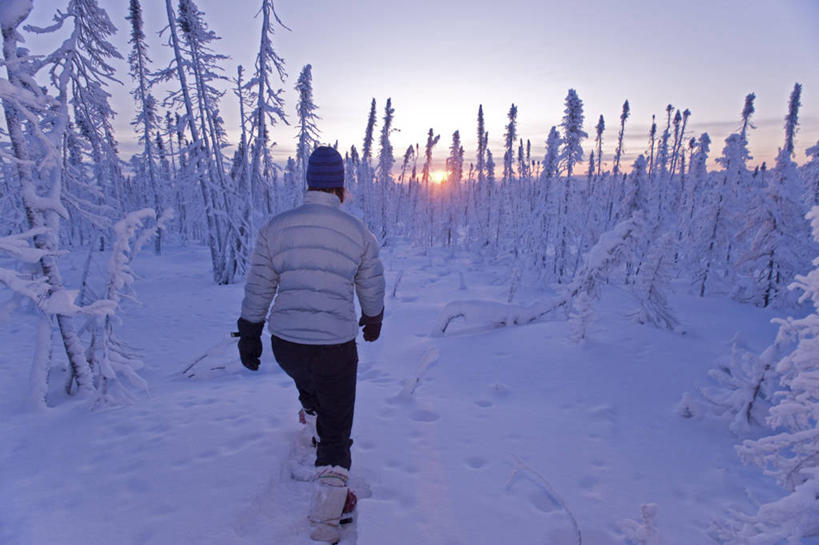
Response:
[506,456,582,545]
[396,346,440,399]
[619,504,662,545]
[391,269,403,298]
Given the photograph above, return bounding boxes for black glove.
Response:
[358,308,383,342]
[237,318,265,371]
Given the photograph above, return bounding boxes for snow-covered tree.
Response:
[594,114,605,177]
[361,97,377,167]
[542,126,562,179]
[740,92,756,141]
[503,103,517,182]
[127,0,163,254]
[783,83,801,157]
[376,97,395,184]
[399,144,415,183]
[619,504,662,545]
[486,147,496,183]
[695,333,780,435]
[447,130,464,188]
[157,0,224,280]
[655,105,673,178]
[630,232,679,330]
[715,206,819,544]
[804,141,819,207]
[375,97,395,240]
[294,63,320,177]
[612,100,629,176]
[421,128,440,187]
[476,104,486,183]
[32,0,126,247]
[734,84,810,308]
[669,108,691,178]
[559,89,587,178]
[1,1,166,406]
[647,115,657,178]
[243,0,287,262]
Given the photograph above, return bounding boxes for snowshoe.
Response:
[309,466,349,543]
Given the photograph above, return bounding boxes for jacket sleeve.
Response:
[240,226,279,323]
[355,229,385,318]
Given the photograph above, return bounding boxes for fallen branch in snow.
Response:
[434,217,680,337]
[433,297,569,336]
[396,346,440,399]
[506,456,582,545]
[181,333,240,378]
[391,270,404,298]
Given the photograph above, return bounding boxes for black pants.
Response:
[271,335,358,470]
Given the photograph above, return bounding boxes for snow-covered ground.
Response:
[0,244,790,544]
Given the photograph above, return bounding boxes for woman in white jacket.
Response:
[237,146,385,543]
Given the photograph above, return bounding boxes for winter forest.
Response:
[1,0,818,544]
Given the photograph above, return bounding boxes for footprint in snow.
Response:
[410,409,440,422]
[578,474,599,491]
[491,382,512,398]
[474,399,493,408]
[466,456,487,469]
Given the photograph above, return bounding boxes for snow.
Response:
[0,0,32,30]
[0,244,796,544]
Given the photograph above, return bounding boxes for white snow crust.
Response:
[0,244,792,544]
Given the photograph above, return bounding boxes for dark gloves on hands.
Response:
[237,317,265,371]
[358,308,384,342]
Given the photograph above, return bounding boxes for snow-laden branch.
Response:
[0,266,49,302]
[0,227,57,263]
[434,215,642,336]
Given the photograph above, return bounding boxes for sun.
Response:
[430,170,447,184]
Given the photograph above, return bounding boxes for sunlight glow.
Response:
[430,170,447,184]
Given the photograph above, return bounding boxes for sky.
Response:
[22,0,819,172]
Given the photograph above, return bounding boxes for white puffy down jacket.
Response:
[240,190,385,345]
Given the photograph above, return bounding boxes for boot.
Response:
[309,466,349,543]
[340,489,357,525]
[299,408,319,448]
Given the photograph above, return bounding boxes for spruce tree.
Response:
[127,0,163,254]
[594,114,605,177]
[362,98,377,167]
[503,104,518,182]
[613,100,629,176]
[559,89,587,179]
[295,64,320,177]
[476,104,486,183]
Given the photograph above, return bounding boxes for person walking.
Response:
[236,146,385,543]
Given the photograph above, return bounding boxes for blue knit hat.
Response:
[306,146,345,188]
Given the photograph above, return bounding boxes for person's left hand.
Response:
[237,318,264,370]
[358,309,384,342]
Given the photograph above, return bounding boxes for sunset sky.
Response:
[24,0,819,171]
